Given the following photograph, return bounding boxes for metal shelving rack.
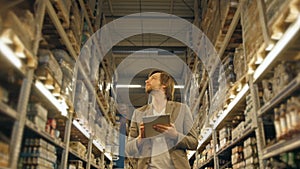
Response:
[0,0,115,169]
[191,0,300,169]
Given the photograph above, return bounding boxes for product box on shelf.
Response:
[37,50,63,87]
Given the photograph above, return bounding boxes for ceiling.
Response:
[100,0,197,110]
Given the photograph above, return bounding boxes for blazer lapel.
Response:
[165,101,177,123]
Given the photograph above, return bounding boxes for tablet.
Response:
[142,114,170,138]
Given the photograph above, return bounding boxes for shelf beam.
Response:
[263,134,300,159]
[61,112,73,169]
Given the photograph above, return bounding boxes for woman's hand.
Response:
[153,123,178,140]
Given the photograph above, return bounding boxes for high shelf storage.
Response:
[0,0,118,169]
[190,0,300,169]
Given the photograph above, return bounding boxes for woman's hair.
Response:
[149,70,175,101]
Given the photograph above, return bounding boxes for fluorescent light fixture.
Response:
[254,16,300,81]
[0,40,22,69]
[35,81,68,116]
[93,140,104,152]
[73,120,90,138]
[174,85,184,89]
[213,84,249,129]
[116,84,142,88]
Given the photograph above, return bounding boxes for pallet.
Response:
[224,75,247,109]
[270,0,300,40]
[35,68,62,97]
[0,28,37,68]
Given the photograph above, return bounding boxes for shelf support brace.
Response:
[61,112,73,169]
[10,70,34,169]
[249,75,266,169]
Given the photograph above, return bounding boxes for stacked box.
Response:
[27,103,48,131]
[69,160,84,169]
[241,0,264,68]
[20,138,57,169]
[243,137,259,168]
[232,146,244,169]
[231,121,245,141]
[219,126,231,149]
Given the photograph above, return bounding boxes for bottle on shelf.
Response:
[274,108,281,140]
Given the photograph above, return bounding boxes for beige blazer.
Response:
[126,101,198,169]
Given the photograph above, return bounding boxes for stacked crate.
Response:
[243,137,259,169]
[19,138,57,169]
